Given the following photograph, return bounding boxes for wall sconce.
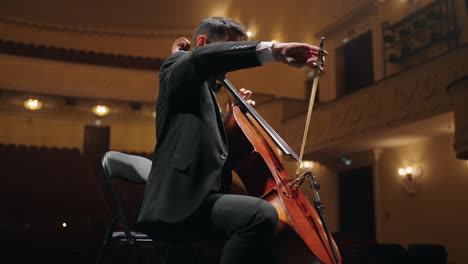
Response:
[397,166,422,195]
[92,105,110,116]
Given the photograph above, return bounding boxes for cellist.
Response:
[137,17,327,264]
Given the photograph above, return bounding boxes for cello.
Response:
[171,37,341,264]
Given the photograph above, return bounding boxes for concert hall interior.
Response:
[1,0,467,263]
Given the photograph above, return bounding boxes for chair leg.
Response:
[97,215,120,264]
[190,246,201,264]
[96,241,109,264]
[130,241,143,264]
[158,245,169,264]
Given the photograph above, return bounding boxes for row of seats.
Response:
[0,144,112,231]
[0,144,153,157]
[0,144,154,263]
[0,143,81,153]
[332,233,448,264]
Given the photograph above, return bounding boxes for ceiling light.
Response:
[24,99,42,110]
[92,105,110,116]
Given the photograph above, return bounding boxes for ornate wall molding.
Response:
[0,53,158,103]
[283,45,468,156]
[0,39,164,70]
[315,0,377,38]
[0,16,193,39]
[0,16,191,58]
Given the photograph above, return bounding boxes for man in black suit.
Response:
[137,17,327,264]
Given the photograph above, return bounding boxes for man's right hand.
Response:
[272,42,328,69]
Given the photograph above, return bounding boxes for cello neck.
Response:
[222,79,299,161]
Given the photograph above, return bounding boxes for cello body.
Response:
[225,107,341,264]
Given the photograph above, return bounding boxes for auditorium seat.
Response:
[408,244,447,264]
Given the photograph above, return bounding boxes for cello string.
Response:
[223,79,300,161]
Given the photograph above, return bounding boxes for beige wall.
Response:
[110,121,155,153]
[289,134,468,263]
[0,114,84,149]
[0,112,155,153]
[376,135,468,263]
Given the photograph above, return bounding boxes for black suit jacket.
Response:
[137,41,262,223]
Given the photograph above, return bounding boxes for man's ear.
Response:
[197,35,208,47]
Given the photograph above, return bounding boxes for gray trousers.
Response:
[141,193,279,264]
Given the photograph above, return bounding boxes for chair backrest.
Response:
[102,151,152,184]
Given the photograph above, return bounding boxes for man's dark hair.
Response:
[193,17,248,46]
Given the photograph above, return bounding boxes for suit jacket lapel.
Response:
[208,80,229,148]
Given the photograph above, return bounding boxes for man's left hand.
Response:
[226,88,256,113]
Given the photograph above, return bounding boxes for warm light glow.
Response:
[271,40,277,43]
[397,165,422,195]
[405,166,413,174]
[210,3,229,17]
[398,168,406,176]
[24,99,42,110]
[246,31,253,38]
[300,161,315,170]
[62,222,67,228]
[92,105,110,116]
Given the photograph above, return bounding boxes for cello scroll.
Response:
[171,37,191,53]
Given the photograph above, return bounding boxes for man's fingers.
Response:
[226,100,234,112]
[246,99,256,107]
[238,88,255,106]
[239,88,252,100]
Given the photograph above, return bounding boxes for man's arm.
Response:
[165,41,327,99]
[164,41,261,100]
